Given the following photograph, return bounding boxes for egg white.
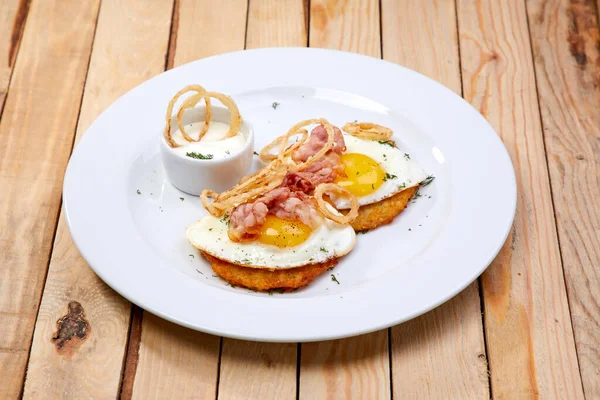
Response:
[335,134,428,208]
[186,215,356,269]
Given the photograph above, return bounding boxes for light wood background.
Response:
[1,0,598,398]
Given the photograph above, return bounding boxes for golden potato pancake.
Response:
[351,186,418,231]
[201,252,337,292]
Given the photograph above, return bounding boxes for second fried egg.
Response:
[333,134,427,208]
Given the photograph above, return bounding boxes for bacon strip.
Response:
[228,124,347,241]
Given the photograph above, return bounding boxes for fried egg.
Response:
[186,214,356,269]
[333,134,427,208]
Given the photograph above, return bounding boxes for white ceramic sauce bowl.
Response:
[160,106,254,195]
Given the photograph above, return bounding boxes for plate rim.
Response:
[63,47,517,342]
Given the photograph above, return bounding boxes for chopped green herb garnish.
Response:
[180,197,184,201]
[309,258,314,262]
[404,153,411,160]
[186,152,213,160]
[136,189,141,195]
[378,140,395,148]
[413,190,422,199]
[253,151,259,155]
[383,172,397,182]
[189,254,194,258]
[408,228,412,231]
[225,150,230,155]
[220,214,230,226]
[420,175,435,187]
[331,274,340,284]
[320,247,327,252]
[356,229,369,234]
[398,183,406,190]
[272,102,280,110]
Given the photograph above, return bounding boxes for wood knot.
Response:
[261,352,273,368]
[576,154,585,160]
[52,301,90,352]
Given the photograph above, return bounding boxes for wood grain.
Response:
[21,1,173,398]
[310,0,380,57]
[214,2,305,398]
[0,0,101,397]
[300,330,390,399]
[456,0,585,398]
[130,1,249,397]
[246,0,307,48]
[168,0,248,68]
[132,313,221,399]
[381,0,490,398]
[301,3,389,398]
[219,340,298,399]
[526,0,600,397]
[0,0,30,115]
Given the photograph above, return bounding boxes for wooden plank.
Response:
[301,1,389,399]
[301,330,390,399]
[168,0,248,68]
[219,340,298,399]
[246,0,307,48]
[215,2,306,398]
[21,0,174,398]
[381,0,490,398]
[310,0,380,57]
[456,0,585,398]
[526,0,600,396]
[130,1,248,397]
[0,0,101,397]
[0,0,30,116]
[133,314,221,399]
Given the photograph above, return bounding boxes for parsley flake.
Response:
[180,197,184,201]
[320,247,327,252]
[253,151,259,155]
[404,153,411,160]
[420,175,435,187]
[383,172,397,182]
[378,140,395,148]
[272,102,280,110]
[186,152,213,160]
[136,189,141,195]
[331,274,340,284]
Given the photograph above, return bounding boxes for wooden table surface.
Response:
[1,0,599,398]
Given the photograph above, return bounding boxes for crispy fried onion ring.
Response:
[202,91,242,140]
[200,119,337,217]
[314,183,359,225]
[342,122,393,141]
[176,92,212,142]
[164,85,242,148]
[164,85,209,147]
[259,119,335,173]
[259,129,308,162]
[201,158,294,217]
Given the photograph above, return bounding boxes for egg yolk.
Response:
[334,153,385,197]
[258,215,312,248]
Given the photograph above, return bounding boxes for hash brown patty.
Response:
[201,252,338,292]
[350,186,418,231]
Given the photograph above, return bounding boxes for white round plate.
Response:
[64,48,516,342]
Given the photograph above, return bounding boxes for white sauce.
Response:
[172,121,246,159]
